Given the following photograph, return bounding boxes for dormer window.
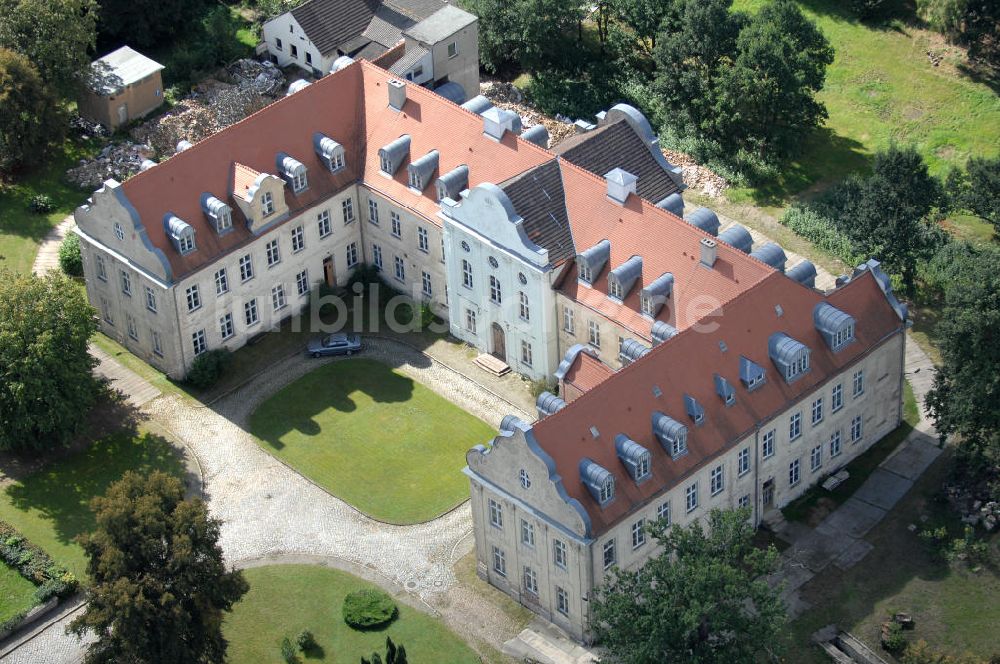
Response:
[261,191,274,216]
[378,135,411,176]
[599,476,614,503]
[714,374,736,405]
[407,150,439,193]
[684,395,705,425]
[576,239,610,285]
[739,355,766,391]
[200,194,233,235]
[163,213,196,256]
[276,153,308,193]
[313,133,346,173]
[609,279,622,299]
[615,435,652,484]
[640,293,652,316]
[409,171,422,189]
[814,303,856,352]
[178,234,194,253]
[641,272,674,318]
[768,333,811,384]
[652,411,688,458]
[579,262,592,283]
[607,255,642,302]
[580,458,615,506]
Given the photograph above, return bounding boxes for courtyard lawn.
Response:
[225,565,479,664]
[0,560,38,625]
[727,0,1000,217]
[0,431,187,579]
[249,359,494,524]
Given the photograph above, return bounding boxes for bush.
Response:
[0,521,78,603]
[58,233,83,277]
[28,194,54,214]
[185,348,232,389]
[882,621,907,653]
[342,588,397,629]
[296,629,316,652]
[280,636,299,663]
[780,205,864,266]
[529,378,556,399]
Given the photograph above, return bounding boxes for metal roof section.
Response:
[433,81,466,104]
[313,132,346,172]
[685,207,720,236]
[378,134,411,174]
[608,254,643,299]
[481,106,522,140]
[641,272,674,317]
[683,394,705,424]
[460,95,493,114]
[536,391,567,419]
[435,164,469,202]
[713,373,736,405]
[786,260,817,288]
[656,192,684,217]
[619,338,651,366]
[276,152,307,187]
[520,125,549,149]
[605,168,637,205]
[718,224,753,253]
[287,79,311,95]
[404,4,477,43]
[614,434,652,484]
[163,213,195,254]
[650,320,678,345]
[768,332,811,384]
[87,46,163,95]
[577,239,611,283]
[330,55,355,73]
[499,414,528,434]
[652,411,688,458]
[739,355,766,390]
[813,302,856,351]
[199,194,233,235]
[579,458,615,506]
[852,259,909,321]
[407,149,440,190]
[554,344,601,381]
[750,241,787,273]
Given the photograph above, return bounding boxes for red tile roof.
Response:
[530,270,905,536]
[232,163,262,202]
[563,351,614,396]
[557,160,774,340]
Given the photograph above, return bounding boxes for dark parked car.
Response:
[306,333,361,358]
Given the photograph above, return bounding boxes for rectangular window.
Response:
[271,284,286,311]
[789,459,801,487]
[602,539,616,569]
[563,306,574,334]
[812,397,824,425]
[266,239,281,267]
[186,284,201,312]
[588,320,601,348]
[739,494,751,509]
[372,244,383,271]
[220,313,234,340]
[152,330,163,357]
[521,340,533,367]
[810,444,822,472]
[100,297,113,325]
[346,242,358,268]
[686,482,698,512]
[789,412,802,441]
[305,51,312,65]
[519,292,530,321]
[192,329,207,356]
[462,260,473,289]
[465,308,476,334]
[738,447,750,476]
[523,566,538,595]
[145,286,157,313]
[244,298,259,326]
[291,225,304,253]
[489,276,502,304]
[126,315,138,341]
[520,519,534,547]
[762,429,775,459]
[830,430,842,457]
[447,41,458,58]
[556,587,569,615]
[261,191,274,216]
[609,279,623,300]
[853,369,865,397]
[832,383,844,412]
[421,271,432,297]
[120,270,132,296]
[239,254,254,282]
[341,199,354,225]
[276,37,282,50]
[657,501,671,526]
[488,498,503,529]
[492,546,506,576]
[640,293,653,316]
[418,227,429,252]
[553,539,567,569]
[631,519,646,549]
[215,268,229,295]
[95,255,107,281]
[291,170,307,192]
[290,44,298,59]
[851,415,863,443]
[710,465,724,496]
[368,199,379,224]
[393,255,405,282]
[296,270,309,296]
[390,211,401,238]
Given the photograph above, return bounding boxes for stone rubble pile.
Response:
[945,483,999,532]
[227,58,286,96]
[129,101,218,158]
[662,148,729,198]
[65,142,154,189]
[69,113,110,140]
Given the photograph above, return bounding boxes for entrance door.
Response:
[491,323,506,362]
[117,104,128,126]
[762,479,775,508]
[323,256,335,287]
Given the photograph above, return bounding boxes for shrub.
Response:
[185,348,232,389]
[342,588,397,629]
[29,194,54,214]
[58,233,83,277]
[0,521,78,603]
[882,621,907,653]
[296,629,316,652]
[280,636,299,663]
[780,205,864,266]
[529,378,556,399]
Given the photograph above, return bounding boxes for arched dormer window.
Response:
[580,458,615,507]
[607,255,642,302]
[652,411,688,458]
[163,213,196,255]
[200,194,233,235]
[813,303,856,352]
[313,133,345,173]
[615,434,652,484]
[768,333,811,384]
[276,153,308,193]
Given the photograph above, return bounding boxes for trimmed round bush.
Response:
[58,233,83,277]
[185,348,232,389]
[342,588,397,629]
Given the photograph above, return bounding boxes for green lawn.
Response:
[225,565,479,664]
[250,359,494,524]
[0,139,101,275]
[727,0,1000,214]
[0,431,187,579]
[0,559,38,625]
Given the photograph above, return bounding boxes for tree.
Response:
[0,0,98,97]
[464,0,581,74]
[0,269,97,451]
[0,48,66,171]
[718,0,834,157]
[98,0,211,49]
[917,0,999,74]
[956,156,1000,231]
[591,508,786,663]
[611,0,682,55]
[362,637,408,664]
[70,471,249,664]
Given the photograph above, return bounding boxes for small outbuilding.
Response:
[79,46,165,130]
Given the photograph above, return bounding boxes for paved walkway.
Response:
[89,344,161,408]
[30,216,76,276]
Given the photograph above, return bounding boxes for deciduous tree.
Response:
[70,471,249,664]
[98,0,210,50]
[591,508,786,664]
[0,269,96,451]
[953,156,1000,231]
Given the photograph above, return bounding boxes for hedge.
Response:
[0,520,79,632]
[780,205,864,267]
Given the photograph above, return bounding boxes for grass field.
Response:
[225,565,479,664]
[249,358,494,524]
[727,0,1000,214]
[0,431,187,579]
[0,559,38,625]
